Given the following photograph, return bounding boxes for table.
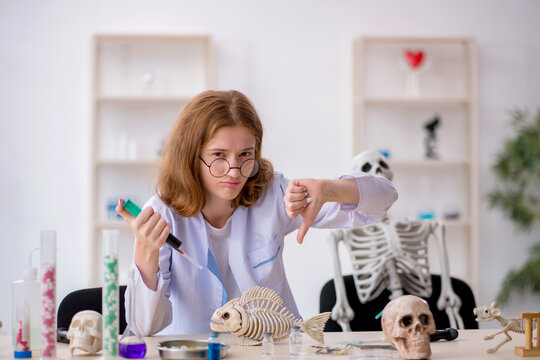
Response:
[0,330,536,359]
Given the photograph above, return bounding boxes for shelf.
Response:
[95,220,129,229]
[388,159,470,168]
[362,37,472,44]
[89,34,213,284]
[95,159,158,166]
[96,96,193,103]
[95,34,211,42]
[356,97,469,107]
[442,219,471,228]
[353,36,478,291]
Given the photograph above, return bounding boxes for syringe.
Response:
[122,199,203,270]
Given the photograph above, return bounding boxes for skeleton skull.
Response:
[350,150,393,181]
[381,295,436,359]
[67,310,103,355]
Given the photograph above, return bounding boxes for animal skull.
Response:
[66,310,103,355]
[381,295,436,359]
[210,298,245,334]
[350,150,393,181]
[473,301,501,322]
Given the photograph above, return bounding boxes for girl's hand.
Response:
[116,199,170,251]
[284,179,326,244]
[116,199,170,290]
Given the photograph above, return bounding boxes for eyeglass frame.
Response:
[199,156,259,178]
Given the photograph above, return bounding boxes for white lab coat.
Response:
[128,172,397,335]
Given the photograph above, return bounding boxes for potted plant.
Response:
[487,108,540,303]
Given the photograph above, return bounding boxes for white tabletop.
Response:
[0,330,534,359]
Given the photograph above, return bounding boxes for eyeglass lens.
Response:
[209,158,259,178]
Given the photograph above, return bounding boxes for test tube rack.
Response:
[515,312,540,357]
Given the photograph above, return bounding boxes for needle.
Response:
[178,249,203,270]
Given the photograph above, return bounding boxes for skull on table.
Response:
[350,150,393,181]
[381,295,436,359]
[66,310,103,355]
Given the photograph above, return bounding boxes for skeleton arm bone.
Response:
[327,229,354,331]
[432,222,464,329]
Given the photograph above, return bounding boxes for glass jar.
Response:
[208,331,221,360]
[262,332,274,356]
[289,326,302,355]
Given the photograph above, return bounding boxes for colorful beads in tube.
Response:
[40,230,56,359]
[103,229,119,357]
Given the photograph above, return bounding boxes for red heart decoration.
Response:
[405,50,424,69]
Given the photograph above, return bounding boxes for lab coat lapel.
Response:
[229,206,257,291]
[194,212,225,306]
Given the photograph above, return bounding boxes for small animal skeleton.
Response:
[328,150,463,331]
[210,286,331,346]
[474,301,537,353]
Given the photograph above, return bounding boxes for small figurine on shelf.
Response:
[400,48,431,98]
[424,115,441,160]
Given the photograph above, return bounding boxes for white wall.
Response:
[1,0,539,335]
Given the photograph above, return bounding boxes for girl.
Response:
[117,90,397,335]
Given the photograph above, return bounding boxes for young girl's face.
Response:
[199,125,256,205]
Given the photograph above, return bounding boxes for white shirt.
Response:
[205,217,242,300]
[127,171,398,335]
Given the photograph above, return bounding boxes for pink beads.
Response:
[40,230,56,359]
[41,262,56,357]
[15,318,30,352]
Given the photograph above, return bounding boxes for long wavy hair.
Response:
[157,90,274,217]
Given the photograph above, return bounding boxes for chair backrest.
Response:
[57,286,127,334]
[320,274,478,332]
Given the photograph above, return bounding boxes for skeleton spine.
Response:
[496,316,527,333]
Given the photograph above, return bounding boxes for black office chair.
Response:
[57,286,128,334]
[320,274,478,332]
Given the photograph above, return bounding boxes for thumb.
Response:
[296,218,312,244]
[116,199,135,224]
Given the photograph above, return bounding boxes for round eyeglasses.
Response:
[199,157,259,178]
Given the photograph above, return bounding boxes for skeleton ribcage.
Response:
[345,220,433,303]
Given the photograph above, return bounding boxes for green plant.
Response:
[487,108,540,304]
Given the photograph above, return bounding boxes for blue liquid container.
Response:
[119,342,147,358]
[208,332,221,360]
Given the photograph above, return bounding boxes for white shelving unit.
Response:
[352,37,478,292]
[90,35,213,285]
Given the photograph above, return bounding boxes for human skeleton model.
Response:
[474,301,537,353]
[328,150,464,331]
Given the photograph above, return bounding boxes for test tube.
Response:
[102,229,119,358]
[40,230,56,359]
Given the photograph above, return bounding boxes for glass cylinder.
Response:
[289,326,302,355]
[102,229,119,358]
[262,332,274,356]
[40,230,56,359]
